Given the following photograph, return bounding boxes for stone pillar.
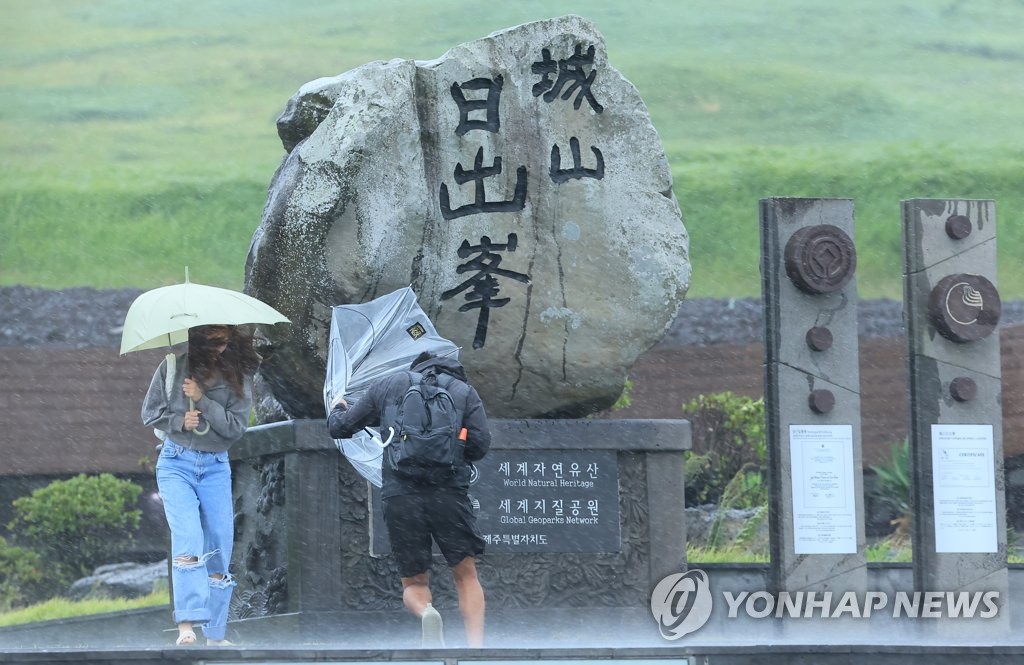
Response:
[901,199,1008,622]
[232,420,344,614]
[760,197,867,595]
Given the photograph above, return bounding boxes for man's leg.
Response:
[452,556,485,647]
[400,571,432,618]
[403,572,444,647]
[385,495,444,646]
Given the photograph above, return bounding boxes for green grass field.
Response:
[2,0,1022,298]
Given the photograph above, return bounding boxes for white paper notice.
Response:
[790,424,857,554]
[931,424,997,553]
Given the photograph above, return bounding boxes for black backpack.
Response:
[385,371,465,480]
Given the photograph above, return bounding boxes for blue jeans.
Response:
[155,442,236,640]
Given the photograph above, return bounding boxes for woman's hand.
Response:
[182,377,204,402]
[183,410,202,431]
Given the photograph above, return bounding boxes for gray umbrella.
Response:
[324,286,459,487]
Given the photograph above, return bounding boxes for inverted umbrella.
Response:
[324,286,459,487]
[119,269,290,355]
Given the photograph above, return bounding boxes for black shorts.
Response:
[382,491,485,578]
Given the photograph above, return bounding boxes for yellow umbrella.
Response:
[119,269,289,355]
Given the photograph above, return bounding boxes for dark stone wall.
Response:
[227,418,690,618]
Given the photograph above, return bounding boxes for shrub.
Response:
[0,536,46,611]
[707,462,769,551]
[8,474,143,589]
[682,392,766,506]
[865,539,912,563]
[867,439,912,545]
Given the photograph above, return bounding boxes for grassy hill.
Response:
[2,0,1022,298]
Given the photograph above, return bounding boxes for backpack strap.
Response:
[163,353,176,400]
[154,353,176,444]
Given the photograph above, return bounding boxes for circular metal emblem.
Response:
[949,376,977,403]
[808,389,835,414]
[784,225,857,295]
[945,215,973,240]
[927,273,1001,343]
[805,326,834,352]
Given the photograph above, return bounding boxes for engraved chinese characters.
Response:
[245,15,690,420]
[437,44,607,350]
[441,234,529,350]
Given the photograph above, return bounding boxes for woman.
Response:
[142,324,260,646]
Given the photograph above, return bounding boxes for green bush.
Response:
[8,474,143,589]
[867,440,912,544]
[706,462,769,551]
[682,392,766,506]
[0,536,46,611]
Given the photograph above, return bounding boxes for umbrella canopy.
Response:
[120,275,290,355]
[324,286,459,487]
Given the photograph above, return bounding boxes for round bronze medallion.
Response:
[784,225,857,295]
[927,273,1001,343]
[808,389,836,414]
[945,215,973,240]
[805,326,834,352]
[949,376,977,403]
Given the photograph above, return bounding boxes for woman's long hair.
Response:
[188,325,261,398]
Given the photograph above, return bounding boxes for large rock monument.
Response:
[245,15,690,419]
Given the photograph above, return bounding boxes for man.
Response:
[328,351,491,648]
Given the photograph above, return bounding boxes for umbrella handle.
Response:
[362,426,394,447]
[191,397,210,436]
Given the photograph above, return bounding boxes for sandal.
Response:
[175,629,197,646]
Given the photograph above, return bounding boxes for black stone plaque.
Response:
[927,273,1001,343]
[371,450,620,555]
[784,224,857,295]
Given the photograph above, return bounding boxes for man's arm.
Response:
[462,385,491,462]
[327,390,380,439]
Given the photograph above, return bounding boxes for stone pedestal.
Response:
[228,418,691,622]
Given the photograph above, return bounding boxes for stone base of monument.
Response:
[228,418,692,628]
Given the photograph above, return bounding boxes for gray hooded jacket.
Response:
[141,352,253,453]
